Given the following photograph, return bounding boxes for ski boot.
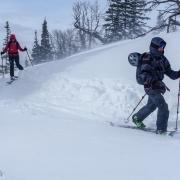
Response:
[132,115,146,128]
[10,76,15,80]
[156,130,167,136]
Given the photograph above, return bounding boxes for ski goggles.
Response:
[159,42,165,48]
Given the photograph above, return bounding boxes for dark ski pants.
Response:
[9,56,23,76]
[133,92,169,131]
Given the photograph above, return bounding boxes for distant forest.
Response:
[2,0,180,67]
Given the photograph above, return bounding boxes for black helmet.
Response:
[128,52,140,67]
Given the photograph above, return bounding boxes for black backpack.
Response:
[128,52,154,85]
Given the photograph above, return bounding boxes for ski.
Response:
[107,121,177,137]
[6,79,15,84]
[168,130,178,137]
[6,76,18,84]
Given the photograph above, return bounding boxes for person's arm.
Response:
[18,43,25,52]
[164,57,180,80]
[3,43,9,53]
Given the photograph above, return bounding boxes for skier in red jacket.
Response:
[1,34,27,79]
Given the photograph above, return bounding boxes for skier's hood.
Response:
[149,37,166,57]
[10,34,16,39]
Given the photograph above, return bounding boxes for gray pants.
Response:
[133,92,169,131]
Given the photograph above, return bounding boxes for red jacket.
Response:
[3,40,25,57]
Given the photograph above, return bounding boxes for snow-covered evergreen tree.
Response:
[40,19,52,62]
[2,21,11,74]
[32,30,41,64]
[104,0,149,41]
[103,0,125,42]
[3,21,11,47]
[127,0,150,38]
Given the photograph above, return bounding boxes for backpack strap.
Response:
[146,52,156,70]
[8,41,19,50]
[16,41,19,49]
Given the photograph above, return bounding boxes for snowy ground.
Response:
[0,31,180,180]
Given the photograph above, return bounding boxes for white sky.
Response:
[0,0,159,54]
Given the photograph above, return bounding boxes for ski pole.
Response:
[26,50,33,66]
[124,87,151,123]
[157,81,170,91]
[1,55,4,78]
[175,78,180,131]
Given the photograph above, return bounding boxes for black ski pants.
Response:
[133,91,169,131]
[9,56,23,76]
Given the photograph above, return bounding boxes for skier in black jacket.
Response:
[132,37,180,135]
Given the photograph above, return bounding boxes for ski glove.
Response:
[24,47,27,51]
[1,51,4,55]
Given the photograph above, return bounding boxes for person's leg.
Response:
[9,56,14,77]
[133,96,157,123]
[149,92,169,131]
[14,56,23,70]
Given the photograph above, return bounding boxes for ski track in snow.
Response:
[0,73,178,131]
[0,75,139,120]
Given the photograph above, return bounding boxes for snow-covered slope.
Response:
[0,31,180,180]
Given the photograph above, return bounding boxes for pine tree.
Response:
[3,21,11,47]
[103,0,150,41]
[2,21,11,74]
[103,0,125,42]
[127,0,150,38]
[41,19,52,62]
[32,30,41,64]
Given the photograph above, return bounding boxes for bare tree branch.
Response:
[132,24,169,39]
[134,0,180,38]
[72,1,107,46]
[74,20,107,43]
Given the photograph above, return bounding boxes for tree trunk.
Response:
[167,18,171,33]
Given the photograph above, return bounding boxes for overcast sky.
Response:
[0,0,158,58]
